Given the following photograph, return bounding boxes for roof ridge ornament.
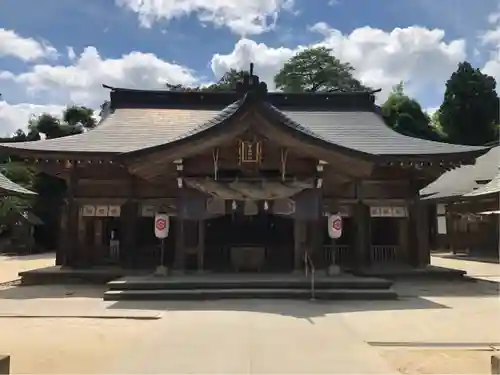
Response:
[236,62,268,99]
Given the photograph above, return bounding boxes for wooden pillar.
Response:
[398,217,409,263]
[120,202,138,267]
[120,175,138,267]
[408,174,431,267]
[197,220,205,272]
[408,200,430,268]
[311,189,324,268]
[353,202,371,270]
[293,219,306,271]
[77,209,86,261]
[94,218,103,263]
[174,216,185,271]
[56,204,67,266]
[62,163,80,267]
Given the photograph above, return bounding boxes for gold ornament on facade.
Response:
[238,139,262,164]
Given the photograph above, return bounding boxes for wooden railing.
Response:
[323,245,352,266]
[324,245,401,265]
[370,245,399,263]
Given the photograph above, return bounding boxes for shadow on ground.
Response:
[104,277,499,318]
[0,277,496,319]
[106,296,450,320]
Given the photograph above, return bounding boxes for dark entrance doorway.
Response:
[205,212,294,272]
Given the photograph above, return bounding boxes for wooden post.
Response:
[77,208,86,262]
[94,219,103,263]
[408,200,430,268]
[174,217,185,272]
[293,219,305,272]
[121,175,138,267]
[314,191,325,268]
[63,163,79,267]
[398,217,409,263]
[197,220,205,272]
[353,202,370,270]
[407,175,431,268]
[56,204,67,266]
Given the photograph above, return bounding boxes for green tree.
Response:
[63,106,96,129]
[166,69,247,92]
[274,47,370,92]
[203,69,247,91]
[438,61,499,145]
[381,82,445,141]
[28,106,95,139]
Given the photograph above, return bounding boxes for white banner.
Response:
[327,214,342,239]
[154,213,170,239]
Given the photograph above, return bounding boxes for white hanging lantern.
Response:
[154,213,170,239]
[327,213,342,239]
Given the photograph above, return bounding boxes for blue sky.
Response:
[1,0,500,134]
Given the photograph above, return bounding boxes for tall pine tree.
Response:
[438,62,499,146]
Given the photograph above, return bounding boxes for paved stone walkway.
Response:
[431,252,500,283]
[0,253,497,374]
[105,302,399,374]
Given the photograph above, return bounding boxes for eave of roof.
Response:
[0,173,36,196]
[465,172,500,197]
[420,146,500,200]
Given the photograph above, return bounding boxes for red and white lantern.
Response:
[154,213,170,239]
[327,213,342,239]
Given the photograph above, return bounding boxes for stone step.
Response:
[107,277,393,291]
[103,288,398,301]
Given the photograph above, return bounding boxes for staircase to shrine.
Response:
[103,274,398,301]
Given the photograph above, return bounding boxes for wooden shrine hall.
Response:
[0,70,488,274]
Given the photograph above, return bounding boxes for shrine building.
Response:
[0,71,488,274]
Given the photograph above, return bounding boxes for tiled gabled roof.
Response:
[269,105,484,156]
[0,100,244,155]
[0,88,487,159]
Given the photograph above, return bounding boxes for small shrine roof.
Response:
[464,171,500,198]
[420,146,500,200]
[0,172,36,196]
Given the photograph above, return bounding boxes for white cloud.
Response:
[481,6,500,82]
[115,0,295,35]
[0,102,65,136]
[0,46,199,135]
[0,28,58,61]
[1,46,199,108]
[67,46,76,61]
[0,23,471,135]
[211,24,466,101]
